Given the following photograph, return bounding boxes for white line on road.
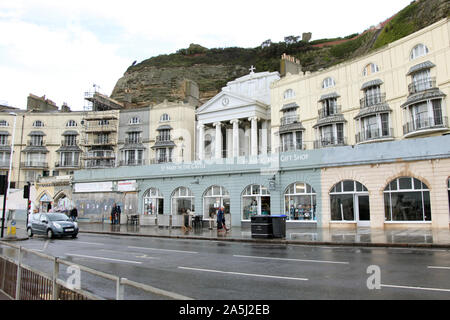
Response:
[381,284,450,293]
[178,266,308,281]
[128,246,198,254]
[66,253,142,264]
[233,254,349,265]
[428,266,450,270]
[76,241,105,246]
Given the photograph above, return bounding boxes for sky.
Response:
[0,0,413,111]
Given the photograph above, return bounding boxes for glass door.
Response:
[356,195,370,227]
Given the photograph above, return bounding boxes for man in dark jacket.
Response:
[70,207,78,221]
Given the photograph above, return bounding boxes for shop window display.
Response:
[284,182,317,221]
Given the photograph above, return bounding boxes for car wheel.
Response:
[27,228,33,237]
[47,229,54,239]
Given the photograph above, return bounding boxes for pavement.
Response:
[2,221,450,248]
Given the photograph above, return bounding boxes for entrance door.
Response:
[356,195,370,227]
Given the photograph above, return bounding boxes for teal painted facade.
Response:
[72,135,450,227]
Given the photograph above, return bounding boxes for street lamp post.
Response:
[1,112,17,238]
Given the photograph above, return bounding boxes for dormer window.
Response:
[160,114,170,122]
[129,116,141,124]
[410,44,429,60]
[283,89,295,100]
[33,120,44,127]
[322,77,335,89]
[66,120,77,127]
[363,63,380,77]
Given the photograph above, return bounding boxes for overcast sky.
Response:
[0,0,412,111]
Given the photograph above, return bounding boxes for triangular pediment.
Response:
[196,91,266,115]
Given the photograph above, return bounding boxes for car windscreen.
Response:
[47,213,70,221]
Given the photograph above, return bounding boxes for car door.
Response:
[31,214,43,234]
[37,214,48,234]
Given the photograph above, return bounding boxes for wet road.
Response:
[3,233,450,300]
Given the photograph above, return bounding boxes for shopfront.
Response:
[143,187,164,215]
[242,184,271,220]
[284,182,317,221]
[171,186,195,215]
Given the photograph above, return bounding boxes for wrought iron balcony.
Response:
[318,105,342,119]
[21,161,48,168]
[280,115,300,126]
[55,161,80,168]
[313,136,347,149]
[403,115,448,135]
[277,142,306,153]
[119,159,146,166]
[355,127,393,144]
[408,77,436,95]
[360,93,386,108]
[84,160,115,168]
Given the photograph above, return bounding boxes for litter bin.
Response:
[251,215,286,239]
[271,215,287,238]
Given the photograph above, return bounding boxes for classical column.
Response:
[214,122,222,159]
[249,117,259,156]
[198,123,205,160]
[261,120,268,155]
[230,119,240,158]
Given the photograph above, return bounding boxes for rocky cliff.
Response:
[110,0,449,108]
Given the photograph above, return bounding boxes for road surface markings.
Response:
[233,254,349,265]
[428,266,450,270]
[381,284,450,293]
[66,253,142,264]
[178,266,308,281]
[128,246,198,254]
[76,241,105,246]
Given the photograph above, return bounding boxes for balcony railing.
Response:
[124,137,142,144]
[314,136,347,149]
[84,123,117,132]
[150,157,173,164]
[84,160,115,168]
[55,161,80,168]
[0,160,10,167]
[356,127,393,143]
[318,105,342,119]
[26,140,45,147]
[118,159,146,166]
[277,142,306,153]
[360,93,386,108]
[156,135,172,142]
[408,77,436,95]
[403,116,448,135]
[60,140,79,147]
[280,115,300,126]
[21,161,48,168]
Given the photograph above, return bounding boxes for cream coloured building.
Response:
[270,18,450,152]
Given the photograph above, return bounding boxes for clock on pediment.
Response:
[221,97,230,106]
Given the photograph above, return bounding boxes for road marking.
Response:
[128,246,198,254]
[66,253,142,264]
[428,266,450,270]
[178,266,308,281]
[233,254,349,265]
[76,241,105,246]
[381,284,450,293]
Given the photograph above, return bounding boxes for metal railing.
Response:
[318,105,342,119]
[277,142,306,153]
[84,160,115,168]
[314,136,347,149]
[20,161,48,168]
[118,159,146,166]
[55,161,80,168]
[360,93,386,108]
[280,115,300,126]
[156,135,172,142]
[124,137,142,144]
[0,160,10,167]
[403,116,448,135]
[408,77,436,95]
[355,127,393,143]
[0,241,193,300]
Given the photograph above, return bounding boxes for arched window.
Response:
[0,120,8,127]
[203,186,230,220]
[171,187,194,215]
[143,188,163,215]
[33,120,44,127]
[322,77,336,89]
[242,184,270,220]
[284,182,316,221]
[160,114,170,122]
[363,63,380,76]
[283,89,295,100]
[330,180,370,224]
[129,116,140,124]
[384,177,431,221]
[66,120,77,127]
[410,44,429,60]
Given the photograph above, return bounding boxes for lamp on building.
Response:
[268,175,276,190]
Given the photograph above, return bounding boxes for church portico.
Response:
[196,67,280,160]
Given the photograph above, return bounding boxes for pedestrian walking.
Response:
[70,207,78,222]
[116,205,121,224]
[111,203,117,225]
[217,206,228,232]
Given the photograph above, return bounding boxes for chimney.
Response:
[280,53,302,77]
